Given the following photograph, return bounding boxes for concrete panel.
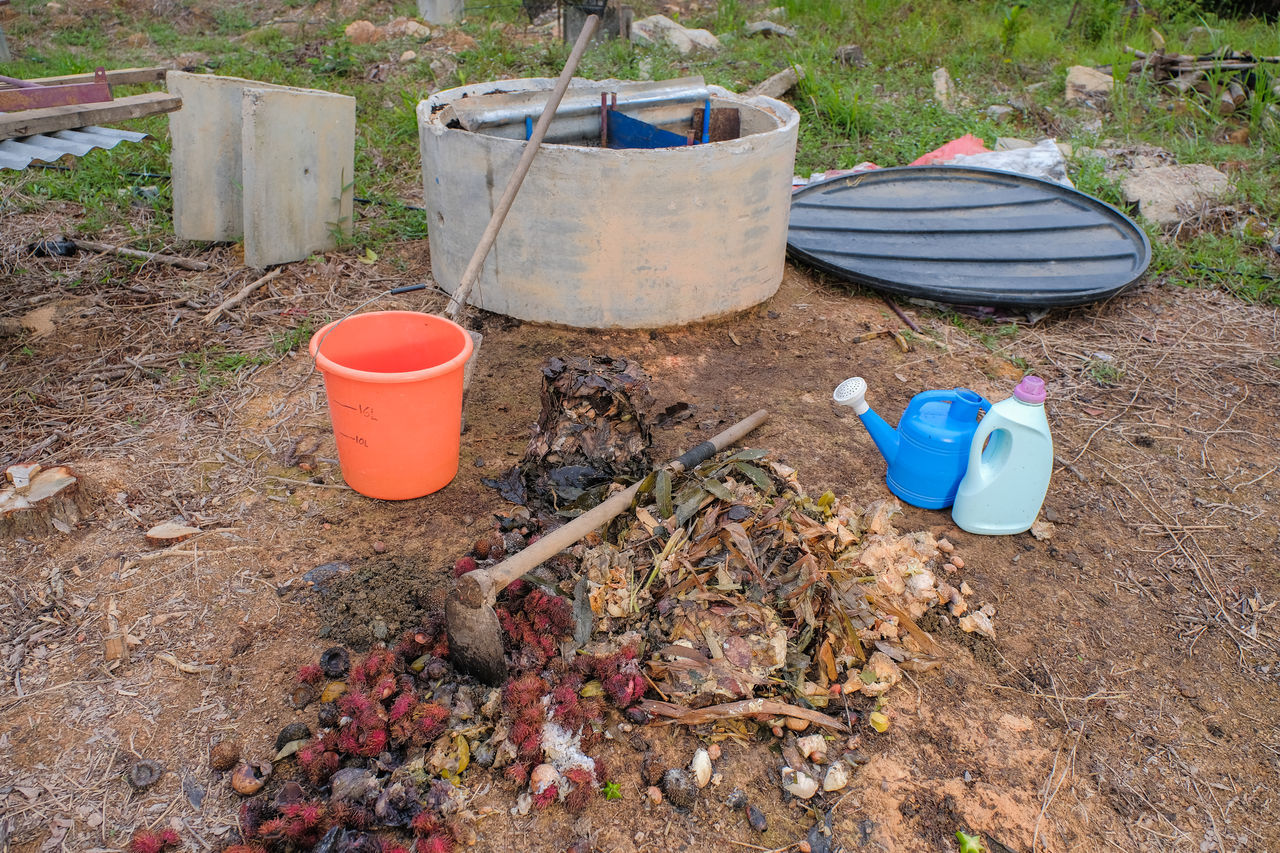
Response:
[241,87,355,268]
[417,0,463,25]
[168,71,249,241]
[419,80,798,329]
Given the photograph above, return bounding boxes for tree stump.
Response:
[0,464,85,536]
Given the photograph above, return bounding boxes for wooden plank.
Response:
[18,67,168,88]
[0,92,181,140]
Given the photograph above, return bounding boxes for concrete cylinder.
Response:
[417,0,463,25]
[418,79,799,329]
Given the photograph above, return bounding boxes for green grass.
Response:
[3,0,1279,299]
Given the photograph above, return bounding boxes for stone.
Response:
[746,65,804,100]
[1065,65,1113,105]
[630,14,721,55]
[385,16,431,38]
[747,804,767,832]
[835,44,865,67]
[745,20,795,38]
[344,20,384,44]
[429,56,458,83]
[399,50,418,63]
[932,67,955,111]
[1120,163,1230,226]
[986,105,1014,122]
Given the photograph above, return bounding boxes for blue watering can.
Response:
[833,377,991,510]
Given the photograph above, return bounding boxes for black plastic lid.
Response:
[787,166,1152,308]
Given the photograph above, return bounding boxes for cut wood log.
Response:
[1,464,83,535]
[145,520,202,546]
[0,92,182,141]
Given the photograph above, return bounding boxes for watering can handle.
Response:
[444,14,601,322]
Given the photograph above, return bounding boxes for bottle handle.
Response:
[964,417,998,490]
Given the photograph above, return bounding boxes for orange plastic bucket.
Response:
[309,311,474,500]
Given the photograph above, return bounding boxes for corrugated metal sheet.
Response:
[0,125,150,171]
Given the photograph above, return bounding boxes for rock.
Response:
[795,734,826,762]
[647,785,663,805]
[1065,65,1113,105]
[302,561,351,589]
[690,748,712,788]
[661,768,697,808]
[1030,520,1055,541]
[630,14,721,55]
[785,716,810,732]
[994,136,1034,150]
[1042,506,1061,523]
[746,65,804,100]
[823,762,849,792]
[372,540,387,553]
[932,67,956,111]
[707,743,721,761]
[726,788,748,809]
[399,50,417,63]
[429,56,458,83]
[1120,164,1230,226]
[384,16,431,38]
[747,804,768,832]
[745,20,795,37]
[835,44,865,67]
[345,20,385,44]
[782,767,819,799]
[986,105,1014,122]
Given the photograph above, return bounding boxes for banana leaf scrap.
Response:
[577,449,995,712]
[484,356,655,514]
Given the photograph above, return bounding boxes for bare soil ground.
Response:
[2,203,1279,853]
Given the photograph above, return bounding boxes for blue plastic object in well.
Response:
[833,378,991,509]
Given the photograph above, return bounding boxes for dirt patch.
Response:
[309,557,445,651]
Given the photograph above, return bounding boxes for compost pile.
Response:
[574,450,995,720]
[200,419,997,851]
[483,355,654,513]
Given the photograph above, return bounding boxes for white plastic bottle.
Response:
[951,376,1053,535]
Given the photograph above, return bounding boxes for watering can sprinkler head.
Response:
[833,376,870,415]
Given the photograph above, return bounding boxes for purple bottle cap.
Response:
[1014,375,1046,404]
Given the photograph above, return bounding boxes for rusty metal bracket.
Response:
[0,67,113,112]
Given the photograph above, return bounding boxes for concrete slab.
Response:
[168,71,249,241]
[417,0,463,25]
[241,87,355,268]
[168,72,355,266]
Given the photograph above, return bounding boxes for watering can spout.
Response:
[832,377,900,467]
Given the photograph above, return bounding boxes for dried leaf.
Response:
[702,478,736,502]
[655,469,673,519]
[733,462,775,494]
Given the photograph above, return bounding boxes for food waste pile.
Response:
[168,359,996,853]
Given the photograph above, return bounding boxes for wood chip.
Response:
[145,521,202,546]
